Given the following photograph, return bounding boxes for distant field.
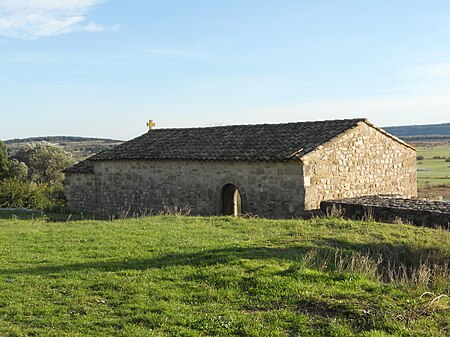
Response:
[0,215,449,336]
[416,145,450,187]
[383,122,449,199]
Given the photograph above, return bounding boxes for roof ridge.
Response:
[147,118,367,132]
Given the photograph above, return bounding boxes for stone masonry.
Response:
[302,122,417,210]
[65,173,96,214]
[66,160,305,218]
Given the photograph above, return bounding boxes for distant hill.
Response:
[383,122,450,145]
[383,122,450,137]
[4,136,123,161]
[4,136,122,144]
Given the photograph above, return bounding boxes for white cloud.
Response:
[0,0,116,39]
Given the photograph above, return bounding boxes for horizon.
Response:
[1,1,450,140]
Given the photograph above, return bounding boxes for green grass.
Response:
[0,215,449,336]
[417,145,450,188]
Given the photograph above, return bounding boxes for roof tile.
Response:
[89,118,366,162]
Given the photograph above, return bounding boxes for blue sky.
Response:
[1,0,450,140]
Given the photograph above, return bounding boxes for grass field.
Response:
[0,215,449,336]
[416,145,450,188]
[416,145,450,200]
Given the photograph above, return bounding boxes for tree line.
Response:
[4,136,122,144]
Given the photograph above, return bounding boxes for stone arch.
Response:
[221,183,242,216]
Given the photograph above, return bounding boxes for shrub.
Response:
[432,156,444,159]
[446,157,450,162]
[8,159,28,181]
[0,178,67,211]
[43,184,67,212]
[416,155,424,160]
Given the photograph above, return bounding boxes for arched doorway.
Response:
[221,184,242,216]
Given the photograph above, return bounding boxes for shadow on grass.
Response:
[0,246,317,275]
[319,237,449,266]
[0,209,44,220]
[0,241,447,280]
[0,209,92,222]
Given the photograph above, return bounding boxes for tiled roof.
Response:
[90,118,367,162]
[64,159,94,174]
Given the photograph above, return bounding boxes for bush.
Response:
[43,184,67,212]
[8,159,28,181]
[0,178,67,212]
[416,155,424,160]
[446,157,450,162]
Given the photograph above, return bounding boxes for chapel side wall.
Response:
[93,160,305,218]
[303,122,417,210]
[65,173,96,214]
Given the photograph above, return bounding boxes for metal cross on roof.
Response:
[147,119,156,130]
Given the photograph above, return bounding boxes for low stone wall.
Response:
[320,196,450,229]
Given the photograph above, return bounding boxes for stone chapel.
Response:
[65,118,417,218]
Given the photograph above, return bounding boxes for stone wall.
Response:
[65,173,96,214]
[71,160,305,218]
[302,122,417,210]
[321,196,450,229]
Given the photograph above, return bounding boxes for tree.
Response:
[0,141,10,180]
[13,142,75,185]
[8,159,28,181]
